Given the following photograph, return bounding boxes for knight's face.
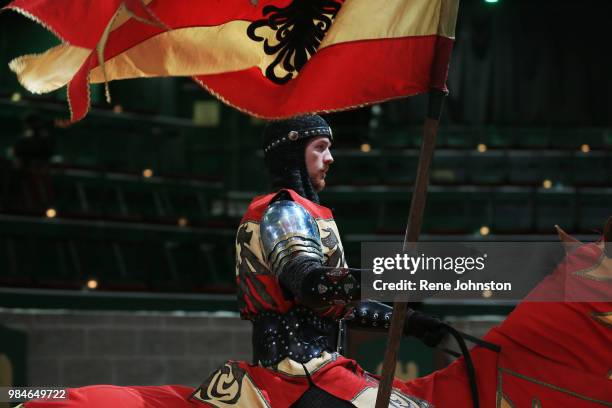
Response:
[305,136,333,192]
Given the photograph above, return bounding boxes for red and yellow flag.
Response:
[6,0,459,122]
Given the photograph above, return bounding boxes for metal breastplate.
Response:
[251,306,338,367]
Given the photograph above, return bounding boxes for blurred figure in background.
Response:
[9,113,55,212]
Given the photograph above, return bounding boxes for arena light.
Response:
[86,279,98,290]
[360,143,372,153]
[580,144,590,153]
[542,179,552,189]
[484,0,499,3]
[11,92,21,102]
[479,226,490,236]
[477,143,487,153]
[177,217,189,227]
[142,168,154,178]
[46,208,57,218]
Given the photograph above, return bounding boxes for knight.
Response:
[192,115,444,407]
[14,114,605,408]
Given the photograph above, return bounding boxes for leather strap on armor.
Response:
[280,256,361,309]
[345,301,448,348]
[345,300,393,330]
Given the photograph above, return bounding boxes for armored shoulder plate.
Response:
[260,200,323,275]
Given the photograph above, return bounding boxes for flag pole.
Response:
[374,90,446,408]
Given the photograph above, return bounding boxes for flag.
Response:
[5,0,459,122]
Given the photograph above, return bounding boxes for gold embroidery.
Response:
[497,392,515,408]
[574,253,612,282]
[191,362,270,408]
[592,312,612,328]
[271,351,336,377]
[500,368,612,406]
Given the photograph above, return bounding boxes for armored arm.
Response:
[260,200,446,345]
[346,300,447,347]
[260,199,361,309]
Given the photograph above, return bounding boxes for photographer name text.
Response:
[372,279,512,291]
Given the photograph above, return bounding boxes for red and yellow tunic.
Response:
[235,189,348,320]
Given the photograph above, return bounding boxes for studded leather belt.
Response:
[251,306,338,367]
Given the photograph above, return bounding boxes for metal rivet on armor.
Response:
[288,131,298,141]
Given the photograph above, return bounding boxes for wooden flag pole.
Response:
[375,90,446,408]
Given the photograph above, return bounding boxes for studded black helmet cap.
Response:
[262,115,333,203]
[263,115,332,157]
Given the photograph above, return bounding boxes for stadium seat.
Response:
[492,188,533,233]
[535,189,576,232]
[506,152,540,185]
[572,153,609,186]
[468,151,507,185]
[515,128,549,148]
[431,151,469,185]
[424,189,490,233]
[482,128,514,149]
[442,127,473,149]
[538,153,570,185]
[381,151,419,185]
[576,189,610,233]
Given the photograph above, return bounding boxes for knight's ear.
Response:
[604,217,612,258]
[555,225,582,254]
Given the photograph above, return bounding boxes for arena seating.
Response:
[0,97,609,293]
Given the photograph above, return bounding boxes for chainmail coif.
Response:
[262,115,332,203]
